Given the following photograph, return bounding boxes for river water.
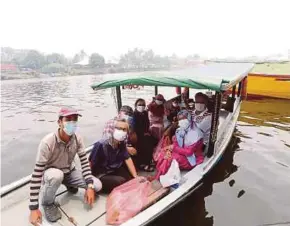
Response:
[1,74,290,226]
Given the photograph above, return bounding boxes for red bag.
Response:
[106,177,151,225]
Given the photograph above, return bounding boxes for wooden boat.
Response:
[247,62,290,100]
[1,63,254,226]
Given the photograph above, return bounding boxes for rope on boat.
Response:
[55,202,78,226]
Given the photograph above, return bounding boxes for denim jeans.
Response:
[41,168,102,206]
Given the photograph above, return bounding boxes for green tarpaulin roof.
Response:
[91,63,254,91]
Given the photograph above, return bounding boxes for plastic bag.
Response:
[106,177,151,225]
[159,159,181,188]
[153,136,171,162]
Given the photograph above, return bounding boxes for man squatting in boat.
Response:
[29,107,102,225]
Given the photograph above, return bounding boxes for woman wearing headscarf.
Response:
[90,119,138,193]
[102,105,138,156]
[133,98,157,172]
[155,110,204,179]
[147,94,166,140]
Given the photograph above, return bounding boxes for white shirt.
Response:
[191,109,212,144]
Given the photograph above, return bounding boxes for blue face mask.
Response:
[63,121,77,136]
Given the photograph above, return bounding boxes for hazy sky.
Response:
[1,0,289,58]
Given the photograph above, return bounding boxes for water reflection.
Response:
[239,98,290,131]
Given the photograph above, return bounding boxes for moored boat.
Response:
[1,63,254,226]
[247,62,290,100]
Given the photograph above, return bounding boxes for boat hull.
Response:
[247,73,290,100]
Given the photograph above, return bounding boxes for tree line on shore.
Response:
[1,47,201,75]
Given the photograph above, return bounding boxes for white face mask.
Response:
[195,103,206,112]
[188,103,194,108]
[178,119,190,129]
[172,102,178,107]
[136,106,145,112]
[155,100,163,105]
[113,129,127,142]
[63,121,77,136]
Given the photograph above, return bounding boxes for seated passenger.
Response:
[155,110,204,179]
[133,98,157,172]
[147,94,166,140]
[103,105,138,156]
[186,98,195,114]
[89,119,138,193]
[180,87,189,109]
[165,98,180,123]
[191,92,212,145]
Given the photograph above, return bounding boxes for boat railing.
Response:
[0,145,94,197]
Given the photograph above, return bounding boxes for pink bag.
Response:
[153,136,171,162]
[106,177,151,225]
[155,152,172,179]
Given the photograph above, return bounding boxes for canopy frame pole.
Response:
[184,87,189,99]
[154,86,158,96]
[241,77,248,101]
[116,86,122,111]
[207,91,222,157]
[237,81,242,97]
[232,85,236,98]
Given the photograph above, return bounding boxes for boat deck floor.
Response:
[1,169,182,226]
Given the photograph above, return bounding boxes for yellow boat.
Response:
[247,62,290,99]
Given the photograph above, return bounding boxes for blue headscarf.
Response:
[175,110,192,147]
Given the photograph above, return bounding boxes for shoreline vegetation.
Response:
[0,67,170,80]
[1,47,289,80]
[1,47,179,81]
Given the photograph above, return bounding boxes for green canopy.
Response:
[91,63,254,91]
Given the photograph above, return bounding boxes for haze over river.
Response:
[1,74,290,226]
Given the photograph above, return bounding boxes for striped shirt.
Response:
[29,130,93,210]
